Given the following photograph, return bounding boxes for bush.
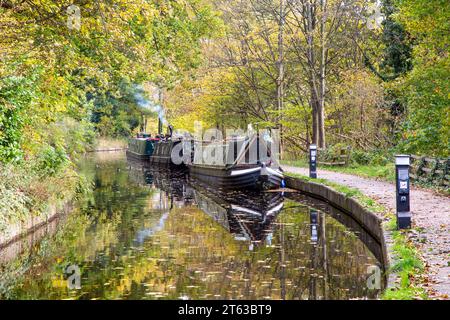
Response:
[350,149,391,166]
[351,149,371,165]
[34,144,70,177]
[0,158,85,235]
[54,118,95,160]
[0,164,33,233]
[0,74,37,163]
[397,59,450,157]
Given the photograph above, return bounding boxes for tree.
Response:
[285,0,371,149]
[394,0,450,156]
[0,0,222,163]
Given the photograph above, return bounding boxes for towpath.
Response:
[283,165,450,299]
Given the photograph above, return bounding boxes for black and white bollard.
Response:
[309,144,317,179]
[395,155,411,229]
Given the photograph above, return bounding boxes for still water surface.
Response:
[0,152,384,299]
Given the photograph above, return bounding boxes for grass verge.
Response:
[382,218,427,300]
[286,172,428,300]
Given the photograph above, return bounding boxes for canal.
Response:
[0,152,385,300]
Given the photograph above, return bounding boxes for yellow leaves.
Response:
[165,63,239,129]
[52,277,67,289]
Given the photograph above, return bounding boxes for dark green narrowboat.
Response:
[126,136,159,161]
[149,139,184,167]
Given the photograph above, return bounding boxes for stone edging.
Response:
[284,175,396,290]
[0,200,73,250]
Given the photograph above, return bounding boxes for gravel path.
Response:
[283,165,450,299]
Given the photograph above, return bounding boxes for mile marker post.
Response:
[395,155,411,229]
[309,144,317,179]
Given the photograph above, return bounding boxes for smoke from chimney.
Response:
[133,85,168,127]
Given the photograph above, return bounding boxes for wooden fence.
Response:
[317,146,352,166]
[410,155,450,188]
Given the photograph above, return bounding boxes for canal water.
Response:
[0,152,384,300]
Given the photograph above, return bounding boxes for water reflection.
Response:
[310,209,319,244]
[193,188,283,249]
[0,152,384,300]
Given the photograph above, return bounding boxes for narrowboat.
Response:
[187,133,284,190]
[145,124,188,168]
[126,133,160,161]
[149,137,184,168]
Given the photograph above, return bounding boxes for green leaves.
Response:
[35,144,70,177]
[399,58,450,156]
[0,73,38,163]
[393,0,450,156]
[0,0,221,167]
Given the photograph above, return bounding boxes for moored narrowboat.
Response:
[126,134,160,161]
[187,132,284,190]
[149,138,184,168]
[141,125,188,169]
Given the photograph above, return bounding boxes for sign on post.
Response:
[395,155,411,229]
[309,144,317,179]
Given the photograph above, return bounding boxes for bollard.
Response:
[395,155,411,229]
[309,144,317,179]
[310,208,318,244]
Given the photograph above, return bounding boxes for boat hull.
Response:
[189,164,283,190]
[126,150,151,161]
[126,138,156,161]
[150,140,185,168]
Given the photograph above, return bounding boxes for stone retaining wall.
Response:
[0,201,73,250]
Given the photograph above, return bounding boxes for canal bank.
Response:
[0,166,84,250]
[0,139,129,249]
[0,200,74,250]
[283,165,449,300]
[87,138,128,153]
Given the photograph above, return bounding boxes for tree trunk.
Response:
[311,96,319,145]
[306,0,319,146]
[277,0,285,159]
[318,0,327,149]
[360,103,364,131]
